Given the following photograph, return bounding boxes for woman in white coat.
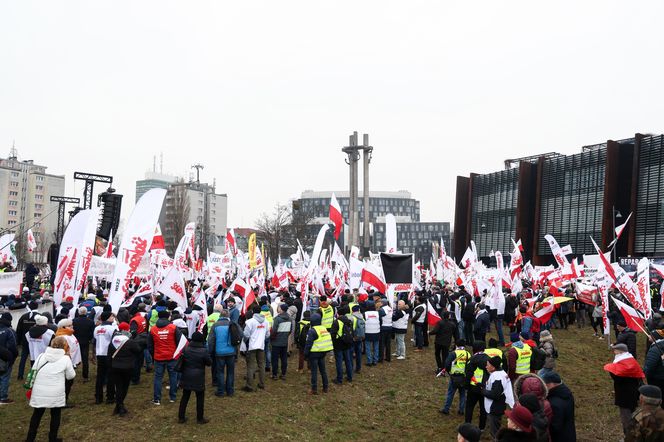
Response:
[25,336,76,442]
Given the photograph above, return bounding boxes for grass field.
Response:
[2,324,629,441]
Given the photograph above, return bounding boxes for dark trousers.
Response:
[487,413,503,437]
[26,407,62,442]
[271,345,288,376]
[334,348,353,382]
[79,342,90,379]
[178,389,204,421]
[297,348,306,371]
[95,355,115,402]
[465,388,487,430]
[414,323,425,349]
[352,341,363,373]
[112,367,132,412]
[215,355,236,396]
[65,379,74,402]
[132,348,144,383]
[309,353,328,391]
[17,342,30,379]
[464,322,475,345]
[474,331,486,343]
[211,354,217,386]
[434,344,449,370]
[379,329,392,362]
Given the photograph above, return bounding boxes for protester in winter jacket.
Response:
[538,330,556,376]
[242,305,269,392]
[304,313,332,394]
[442,339,470,415]
[474,305,491,343]
[55,318,80,403]
[392,300,409,360]
[506,332,532,382]
[73,306,95,381]
[364,302,381,365]
[411,297,427,350]
[93,311,118,404]
[178,331,212,424]
[208,310,238,397]
[331,306,353,384]
[108,322,141,416]
[148,310,182,404]
[542,371,576,442]
[465,340,489,430]
[514,373,553,423]
[295,310,312,372]
[26,315,55,363]
[518,393,549,442]
[643,333,664,404]
[271,303,292,380]
[0,312,18,404]
[616,319,638,359]
[496,404,537,441]
[377,298,393,362]
[25,337,76,442]
[16,301,39,379]
[429,311,458,374]
[604,343,645,436]
[482,355,515,438]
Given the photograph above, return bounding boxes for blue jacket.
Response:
[228,306,240,324]
[644,339,664,382]
[0,323,18,362]
[208,318,236,356]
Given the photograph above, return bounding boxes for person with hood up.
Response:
[25,336,76,442]
[616,318,638,359]
[271,303,292,380]
[537,330,557,377]
[108,322,141,416]
[178,331,212,424]
[242,305,269,392]
[482,355,515,438]
[148,310,182,405]
[495,404,537,442]
[0,312,18,404]
[304,312,332,395]
[26,315,55,364]
[541,371,576,442]
[514,373,553,424]
[55,318,81,404]
[604,342,645,436]
[518,393,549,442]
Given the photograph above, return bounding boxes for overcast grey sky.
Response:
[2,1,663,229]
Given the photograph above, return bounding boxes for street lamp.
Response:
[612,206,622,262]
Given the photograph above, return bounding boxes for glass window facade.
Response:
[635,135,664,254]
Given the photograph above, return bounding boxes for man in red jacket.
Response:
[148,310,183,405]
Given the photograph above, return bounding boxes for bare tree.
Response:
[165,180,191,255]
[255,203,291,262]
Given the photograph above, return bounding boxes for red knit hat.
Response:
[505,404,533,433]
[118,322,130,332]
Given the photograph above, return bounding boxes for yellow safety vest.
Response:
[451,349,470,375]
[470,353,486,386]
[348,302,358,313]
[260,310,274,328]
[515,344,532,374]
[485,348,502,358]
[320,305,334,329]
[346,314,357,331]
[311,325,333,353]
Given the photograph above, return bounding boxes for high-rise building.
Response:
[135,171,228,255]
[0,149,65,250]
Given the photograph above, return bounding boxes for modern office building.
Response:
[293,190,450,261]
[455,133,663,265]
[0,148,65,252]
[135,171,228,256]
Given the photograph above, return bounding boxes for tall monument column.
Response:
[342,132,361,254]
[362,134,372,258]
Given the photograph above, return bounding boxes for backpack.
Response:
[353,317,366,340]
[531,345,547,370]
[338,318,353,346]
[229,322,242,347]
[297,322,311,348]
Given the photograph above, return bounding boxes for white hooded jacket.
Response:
[29,347,76,409]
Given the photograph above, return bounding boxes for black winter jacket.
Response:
[73,316,95,345]
[108,331,142,370]
[428,319,458,347]
[179,341,212,391]
[496,428,537,442]
[547,383,576,442]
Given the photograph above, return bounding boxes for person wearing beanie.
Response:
[542,371,576,442]
[148,307,183,405]
[0,312,18,404]
[626,384,664,440]
[93,310,118,404]
[26,315,55,364]
[506,331,532,382]
[73,305,95,382]
[457,422,482,442]
[441,339,470,415]
[496,404,536,441]
[270,303,293,380]
[241,305,268,393]
[303,313,332,394]
[518,393,549,442]
[15,301,41,380]
[604,343,645,436]
[108,321,141,416]
[482,355,515,438]
[178,331,211,424]
[295,310,312,373]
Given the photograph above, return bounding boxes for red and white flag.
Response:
[173,334,189,359]
[361,262,386,294]
[329,193,343,241]
[426,299,441,326]
[611,296,645,332]
[574,282,597,306]
[225,228,237,255]
[608,212,633,249]
[534,298,556,324]
[591,237,643,314]
[150,224,165,250]
[106,229,114,258]
[604,352,645,379]
[156,266,188,311]
[26,229,37,253]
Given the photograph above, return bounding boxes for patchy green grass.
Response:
[2,325,625,441]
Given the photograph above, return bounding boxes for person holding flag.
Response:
[604,343,645,436]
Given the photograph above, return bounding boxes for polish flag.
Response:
[575,282,597,306]
[534,298,556,324]
[229,278,253,315]
[611,296,645,332]
[608,212,633,249]
[329,193,343,241]
[226,228,237,255]
[26,229,37,253]
[427,299,441,326]
[361,262,386,294]
[106,229,114,258]
[604,352,645,379]
[150,225,165,250]
[173,334,189,359]
[193,289,208,332]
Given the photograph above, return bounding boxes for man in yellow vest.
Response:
[464,341,489,431]
[260,304,273,373]
[303,313,332,395]
[441,339,470,415]
[318,295,335,331]
[506,332,532,382]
